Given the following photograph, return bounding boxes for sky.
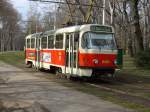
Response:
[10,0,30,20]
[10,0,55,20]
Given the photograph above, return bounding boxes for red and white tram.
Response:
[25,24,118,78]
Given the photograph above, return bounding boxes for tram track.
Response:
[27,69,150,108]
[52,72,150,107]
[89,79,150,92]
[87,82,150,100]
[82,78,150,108]
[41,71,150,98]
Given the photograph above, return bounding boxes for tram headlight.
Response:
[114,60,117,65]
[93,59,99,64]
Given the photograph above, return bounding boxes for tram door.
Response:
[65,33,79,76]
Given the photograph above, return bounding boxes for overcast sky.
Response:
[10,0,55,20]
[10,0,30,19]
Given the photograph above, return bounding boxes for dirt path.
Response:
[0,61,133,112]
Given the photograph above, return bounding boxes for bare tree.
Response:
[0,0,23,51]
[131,0,144,53]
[28,0,150,55]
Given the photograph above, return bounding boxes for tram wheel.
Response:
[26,62,32,68]
[56,68,65,79]
[66,74,71,80]
[111,73,117,80]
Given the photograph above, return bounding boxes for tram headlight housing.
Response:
[93,59,99,64]
[114,60,117,65]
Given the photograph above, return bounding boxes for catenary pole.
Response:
[102,0,106,25]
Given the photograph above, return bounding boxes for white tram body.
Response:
[25,24,118,77]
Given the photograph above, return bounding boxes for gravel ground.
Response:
[0,61,133,112]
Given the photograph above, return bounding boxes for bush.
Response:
[135,49,150,69]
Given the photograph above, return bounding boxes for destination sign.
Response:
[90,26,113,32]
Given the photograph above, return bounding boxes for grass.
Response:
[121,55,150,77]
[0,51,150,112]
[143,93,150,99]
[0,51,25,68]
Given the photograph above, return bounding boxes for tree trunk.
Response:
[131,0,144,53]
[143,1,149,49]
[123,1,134,56]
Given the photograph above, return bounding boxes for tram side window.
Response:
[42,37,47,49]
[27,39,30,48]
[66,35,69,49]
[55,34,63,49]
[31,38,35,48]
[82,33,88,48]
[48,35,54,49]
[74,33,79,41]
[74,33,79,50]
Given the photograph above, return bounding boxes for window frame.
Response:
[48,35,54,49]
[55,34,64,49]
[41,36,48,49]
[26,38,31,48]
[81,31,116,50]
[31,38,35,49]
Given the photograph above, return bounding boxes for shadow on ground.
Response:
[0,100,51,112]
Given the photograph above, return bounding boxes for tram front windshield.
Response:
[82,32,116,50]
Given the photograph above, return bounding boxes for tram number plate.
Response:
[90,26,112,32]
[102,60,110,64]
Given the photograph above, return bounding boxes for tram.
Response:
[25,24,118,78]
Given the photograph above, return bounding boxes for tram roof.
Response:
[42,25,82,36]
[26,24,114,39]
[26,32,42,39]
[42,24,113,35]
[42,30,56,36]
[55,24,114,34]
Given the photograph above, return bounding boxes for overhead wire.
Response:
[28,0,103,8]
